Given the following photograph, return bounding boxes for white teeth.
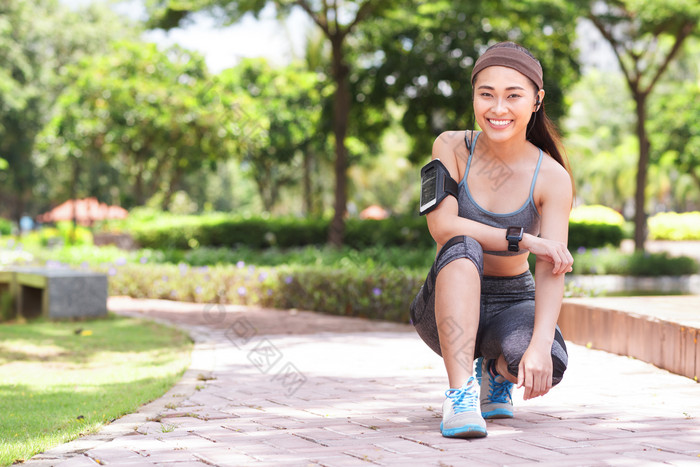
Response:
[489,119,511,126]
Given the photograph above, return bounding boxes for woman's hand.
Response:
[522,234,573,274]
[517,340,553,400]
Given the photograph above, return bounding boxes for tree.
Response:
[0,0,134,222]
[217,58,328,213]
[147,0,398,246]
[356,0,583,161]
[39,41,236,210]
[587,0,700,250]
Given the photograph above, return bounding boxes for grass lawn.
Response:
[0,314,193,466]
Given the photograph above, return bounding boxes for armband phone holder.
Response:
[419,159,459,215]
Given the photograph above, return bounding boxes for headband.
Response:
[470,46,543,90]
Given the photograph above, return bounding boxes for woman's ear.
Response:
[534,89,545,111]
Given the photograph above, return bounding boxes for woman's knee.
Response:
[437,235,484,277]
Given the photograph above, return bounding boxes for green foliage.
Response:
[122,208,627,250]
[217,58,332,213]
[570,247,698,276]
[39,40,233,210]
[357,0,583,160]
[0,218,12,235]
[0,316,191,464]
[649,212,700,240]
[103,262,423,323]
[568,205,625,248]
[570,205,625,225]
[0,0,136,221]
[126,214,434,250]
[13,223,93,248]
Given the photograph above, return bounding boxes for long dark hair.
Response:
[474,42,574,189]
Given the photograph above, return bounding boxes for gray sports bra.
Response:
[457,132,542,256]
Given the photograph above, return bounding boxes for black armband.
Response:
[419,159,459,215]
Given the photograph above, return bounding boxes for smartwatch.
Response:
[506,226,524,252]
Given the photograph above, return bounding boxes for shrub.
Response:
[0,218,12,235]
[122,205,629,252]
[569,247,698,276]
[128,215,433,250]
[103,262,425,323]
[649,211,700,241]
[568,205,624,249]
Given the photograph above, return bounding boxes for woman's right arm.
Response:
[425,132,572,272]
[426,131,512,251]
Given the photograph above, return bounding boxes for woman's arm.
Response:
[518,163,574,399]
[426,132,574,269]
[426,132,512,250]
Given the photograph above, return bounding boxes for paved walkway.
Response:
[26,297,700,466]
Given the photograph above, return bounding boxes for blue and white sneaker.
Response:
[475,357,514,419]
[440,376,487,438]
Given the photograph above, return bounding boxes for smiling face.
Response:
[472,66,544,143]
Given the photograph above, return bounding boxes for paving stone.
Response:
[22,298,700,467]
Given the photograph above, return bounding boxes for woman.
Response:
[410,42,574,439]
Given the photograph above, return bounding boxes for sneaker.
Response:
[475,357,514,419]
[440,376,487,438]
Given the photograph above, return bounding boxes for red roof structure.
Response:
[37,198,128,226]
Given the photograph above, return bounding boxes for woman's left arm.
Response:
[518,162,573,400]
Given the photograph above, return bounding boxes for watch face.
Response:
[506,227,523,239]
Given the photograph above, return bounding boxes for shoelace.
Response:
[477,358,513,403]
[445,379,478,414]
[489,377,513,403]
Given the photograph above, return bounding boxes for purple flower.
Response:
[258,272,267,282]
[372,287,382,297]
[178,263,188,275]
[108,267,117,276]
[115,257,127,266]
[284,276,293,284]
[195,286,203,295]
[170,290,178,298]
[140,256,148,264]
[236,261,245,269]
[237,286,246,296]
[267,289,273,296]
[577,247,586,254]
[162,275,169,282]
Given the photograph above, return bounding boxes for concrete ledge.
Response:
[560,296,699,382]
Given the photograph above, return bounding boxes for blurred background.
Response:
[1,0,700,305]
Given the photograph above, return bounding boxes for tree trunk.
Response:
[70,157,80,244]
[633,93,650,251]
[328,38,351,247]
[303,150,312,216]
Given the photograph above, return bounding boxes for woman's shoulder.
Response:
[537,150,573,195]
[432,130,471,163]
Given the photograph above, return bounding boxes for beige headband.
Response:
[470,46,543,90]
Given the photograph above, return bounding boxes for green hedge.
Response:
[0,218,12,236]
[103,263,425,323]
[568,205,624,248]
[649,212,700,241]
[568,248,698,276]
[129,214,620,251]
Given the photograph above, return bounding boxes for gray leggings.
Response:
[410,235,568,384]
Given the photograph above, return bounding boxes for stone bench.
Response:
[0,268,108,320]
